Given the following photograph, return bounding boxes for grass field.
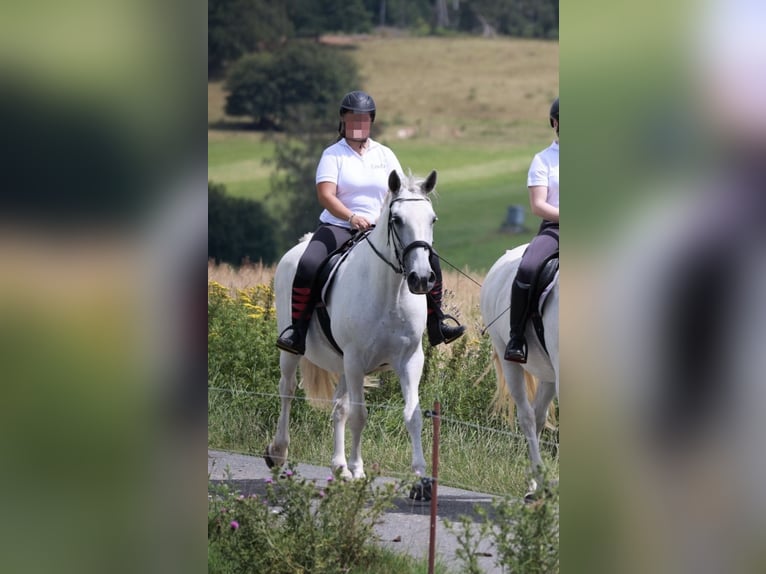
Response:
[208,35,558,272]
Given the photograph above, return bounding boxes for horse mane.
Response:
[383,170,436,208]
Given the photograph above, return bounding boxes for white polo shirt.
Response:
[316,138,403,227]
[527,140,559,209]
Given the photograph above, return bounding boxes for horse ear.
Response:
[388,170,401,194]
[421,170,437,194]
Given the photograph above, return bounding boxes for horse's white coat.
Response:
[480,247,559,488]
[268,171,438,479]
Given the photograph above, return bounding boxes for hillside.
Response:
[208,35,558,272]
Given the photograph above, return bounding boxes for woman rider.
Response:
[505,97,559,363]
[276,90,465,355]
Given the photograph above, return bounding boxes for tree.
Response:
[208,181,278,265]
[208,0,292,77]
[225,42,360,129]
[267,131,335,251]
[287,0,374,37]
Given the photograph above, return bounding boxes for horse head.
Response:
[387,169,438,294]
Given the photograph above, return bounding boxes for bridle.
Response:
[363,196,434,275]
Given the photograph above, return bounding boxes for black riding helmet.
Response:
[338,91,376,138]
[339,90,376,122]
[549,97,559,127]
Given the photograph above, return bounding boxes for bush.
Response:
[208,465,404,574]
[208,181,278,265]
[224,42,360,129]
[448,471,560,573]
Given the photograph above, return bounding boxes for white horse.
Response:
[265,170,439,479]
[480,245,559,492]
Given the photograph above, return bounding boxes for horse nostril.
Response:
[429,272,436,284]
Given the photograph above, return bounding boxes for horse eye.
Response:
[392,215,402,225]
[432,216,438,224]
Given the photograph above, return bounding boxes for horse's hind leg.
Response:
[331,375,353,479]
[503,362,544,488]
[533,381,557,436]
[265,352,300,469]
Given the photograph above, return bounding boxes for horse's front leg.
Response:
[330,375,352,479]
[397,347,426,477]
[265,352,300,469]
[344,359,368,479]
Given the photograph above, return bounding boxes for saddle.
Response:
[310,230,372,355]
[527,253,559,354]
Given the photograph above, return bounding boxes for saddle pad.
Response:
[538,270,559,315]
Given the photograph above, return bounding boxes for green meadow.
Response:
[208,36,559,272]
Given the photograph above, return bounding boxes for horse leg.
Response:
[398,349,427,477]
[503,362,544,492]
[265,352,300,469]
[533,381,557,436]
[330,375,353,479]
[344,360,368,479]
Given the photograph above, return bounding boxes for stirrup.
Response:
[504,337,527,363]
[440,314,465,345]
[276,325,305,355]
[429,313,465,346]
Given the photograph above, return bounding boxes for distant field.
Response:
[208,35,558,272]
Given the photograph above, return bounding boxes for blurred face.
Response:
[343,112,372,141]
[552,117,559,139]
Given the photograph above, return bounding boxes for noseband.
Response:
[363,196,434,275]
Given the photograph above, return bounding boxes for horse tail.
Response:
[298,357,337,410]
[489,348,557,431]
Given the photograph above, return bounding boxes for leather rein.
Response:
[362,196,434,275]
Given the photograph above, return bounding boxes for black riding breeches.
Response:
[293,224,354,289]
[516,221,559,285]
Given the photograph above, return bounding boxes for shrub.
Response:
[208,465,404,574]
[448,470,560,573]
[208,181,278,265]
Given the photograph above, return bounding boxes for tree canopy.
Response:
[224,42,360,129]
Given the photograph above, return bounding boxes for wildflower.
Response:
[230,520,239,531]
[318,490,326,498]
[326,476,334,483]
[265,477,273,484]
[284,469,294,477]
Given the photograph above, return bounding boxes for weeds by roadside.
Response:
[209,465,406,574]
[447,469,559,573]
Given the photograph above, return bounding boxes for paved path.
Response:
[208,449,505,573]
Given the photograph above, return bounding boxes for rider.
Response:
[504,97,559,363]
[276,90,465,355]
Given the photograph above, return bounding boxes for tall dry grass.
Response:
[208,262,486,337]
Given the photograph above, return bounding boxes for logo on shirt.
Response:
[368,162,386,169]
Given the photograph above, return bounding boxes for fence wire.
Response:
[208,386,559,452]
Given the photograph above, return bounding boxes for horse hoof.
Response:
[409,477,433,501]
[339,467,353,480]
[263,445,275,469]
[524,491,537,503]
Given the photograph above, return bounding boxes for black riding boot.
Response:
[276,317,310,355]
[276,285,313,355]
[426,311,466,346]
[504,280,532,363]
[426,253,466,346]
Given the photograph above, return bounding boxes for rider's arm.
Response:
[529,185,559,223]
[317,182,371,230]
